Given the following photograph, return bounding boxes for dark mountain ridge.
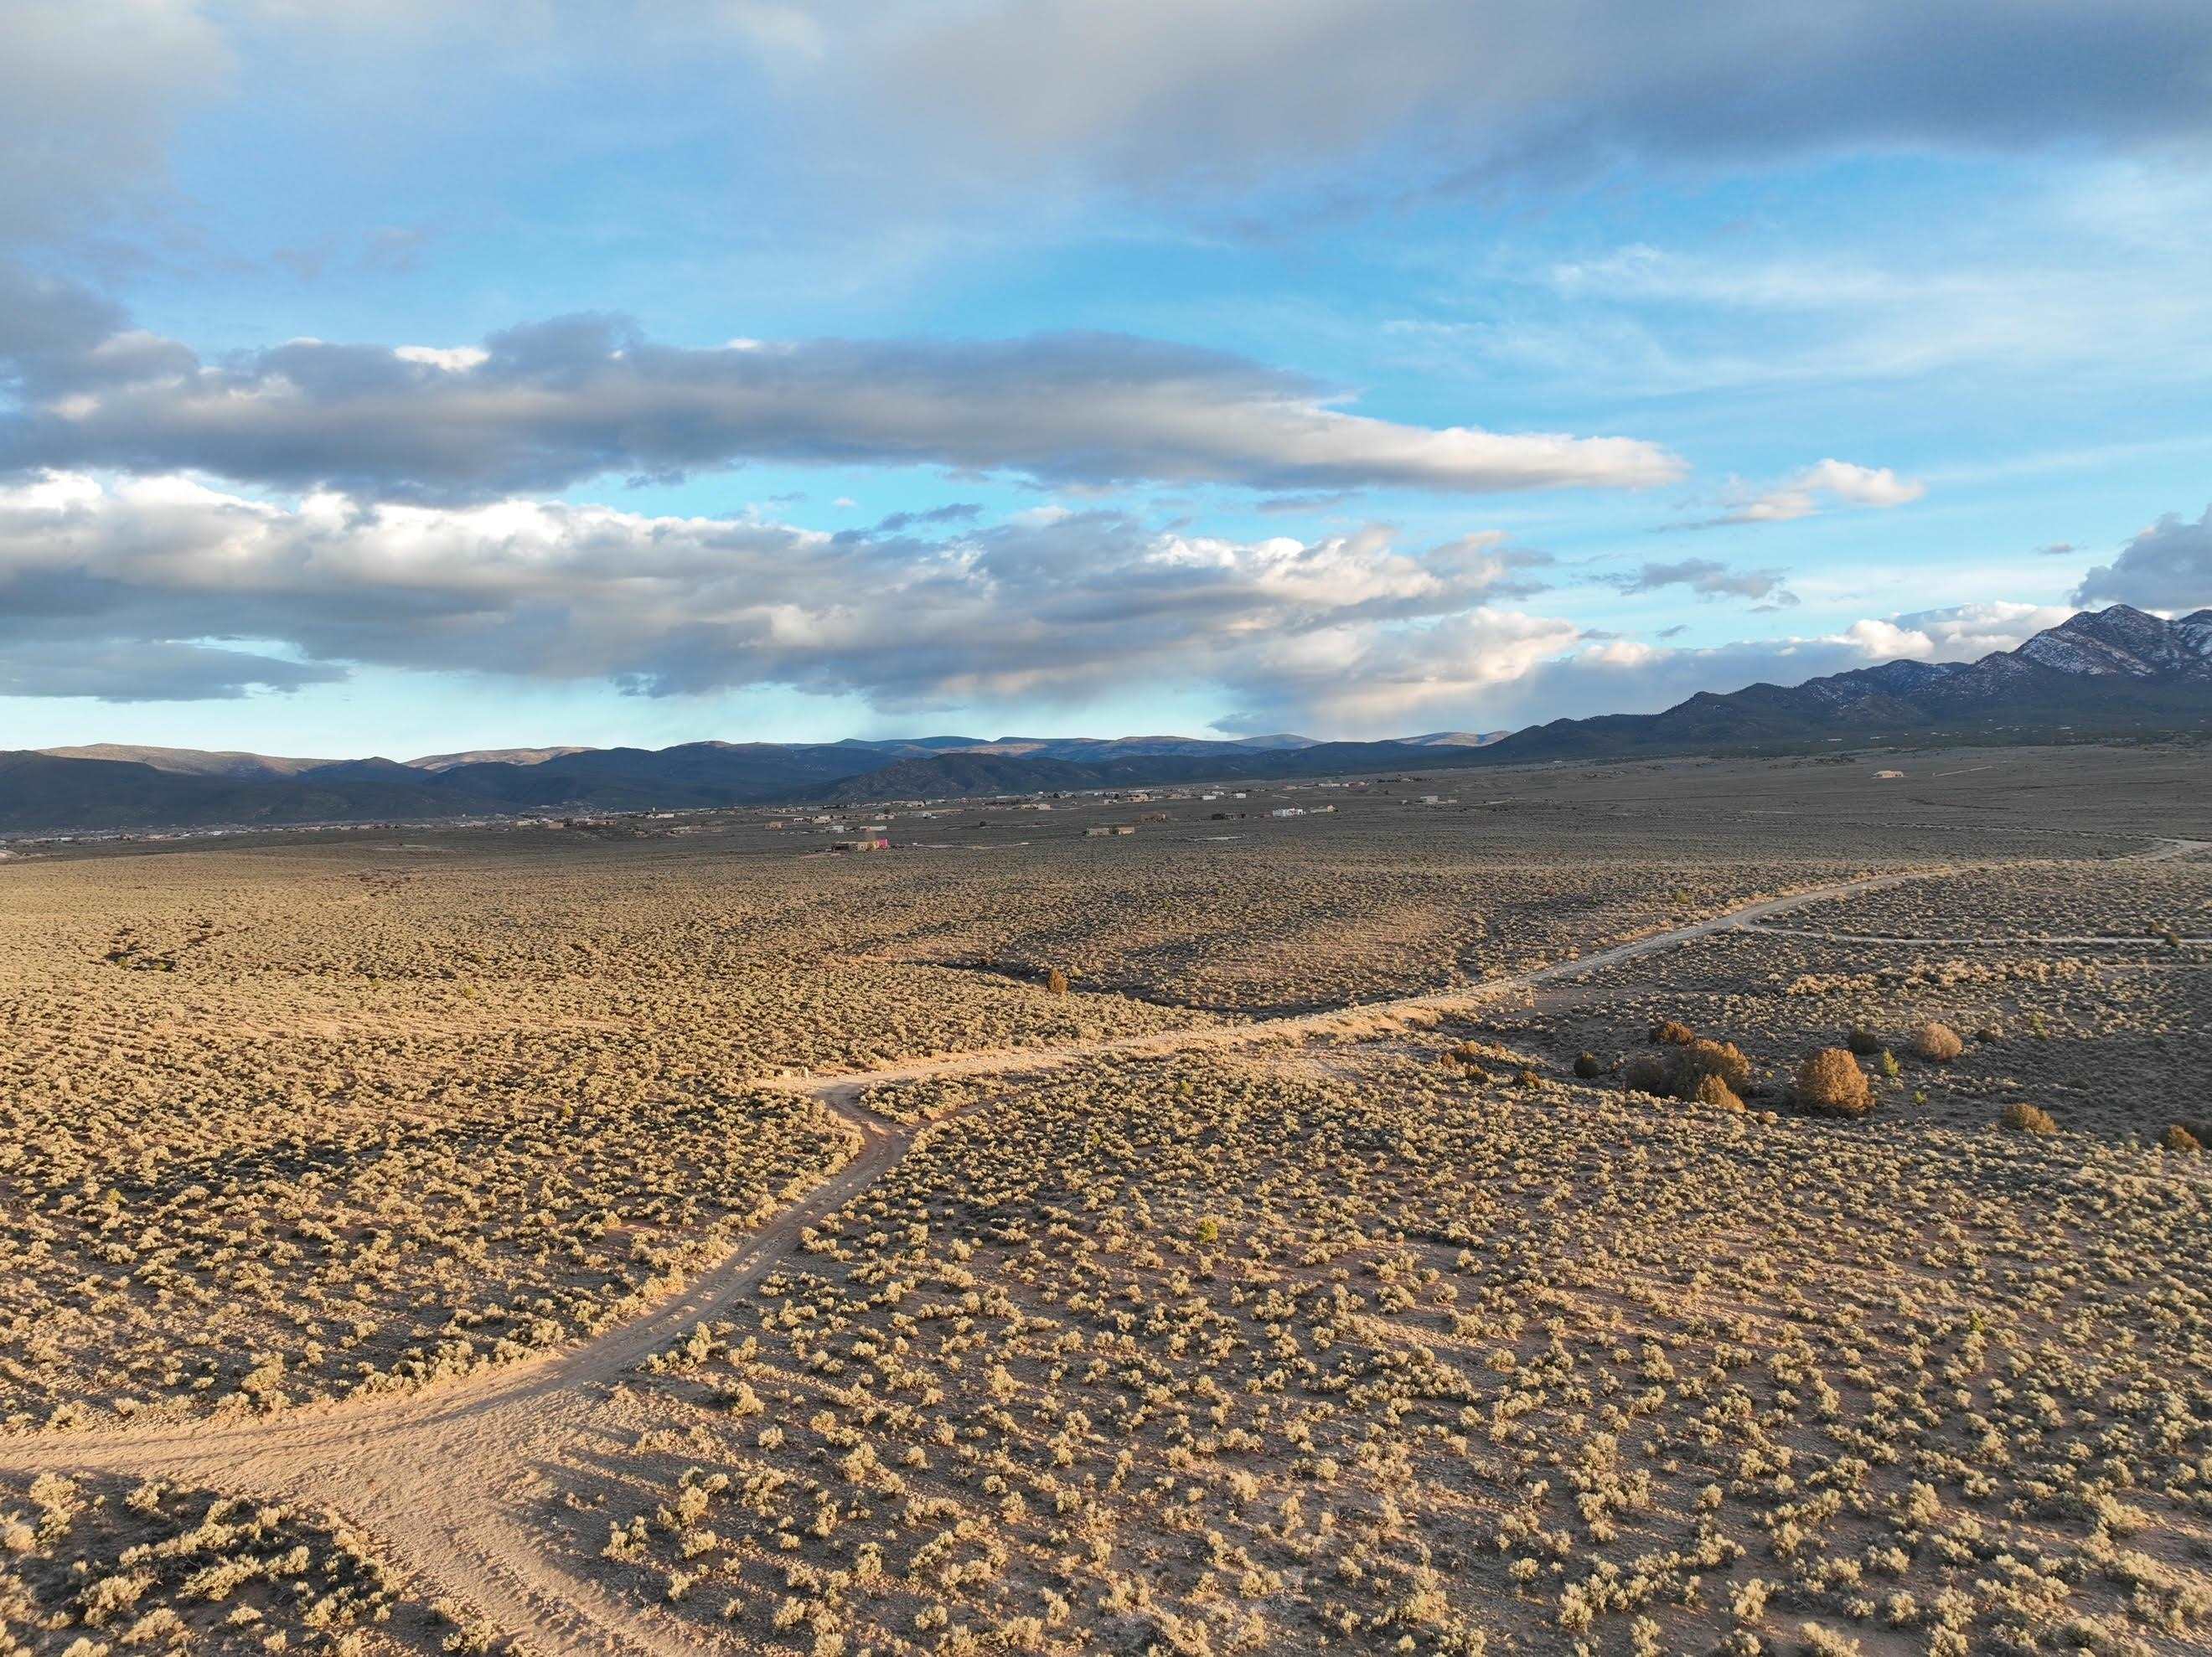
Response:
[8,606,2207,834]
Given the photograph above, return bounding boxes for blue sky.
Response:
[4,2,2211,756]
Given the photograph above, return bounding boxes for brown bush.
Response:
[1572,1051,1605,1079]
[1046,968,1069,996]
[1649,1019,1695,1046]
[1687,1071,1745,1112]
[1796,1047,1874,1118]
[1910,1022,1964,1062]
[1620,1052,1673,1096]
[2000,1102,2059,1136]
[2159,1123,2203,1154]
[1672,1038,1751,1096]
[1846,1025,1884,1056]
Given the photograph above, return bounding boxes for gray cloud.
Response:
[1614,558,1796,603]
[0,279,1680,503]
[0,1,230,249]
[0,638,342,703]
[2075,505,2212,610]
[835,1,2212,204]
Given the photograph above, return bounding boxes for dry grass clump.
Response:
[1910,1020,1965,1061]
[2158,1122,2202,1153]
[1795,1046,1875,1118]
[1789,850,2212,941]
[577,1031,2212,1655]
[0,1470,447,1653]
[2001,1102,2060,1135]
[1649,1019,1696,1045]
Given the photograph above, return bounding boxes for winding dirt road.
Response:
[5,839,2200,1653]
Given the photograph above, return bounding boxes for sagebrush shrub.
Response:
[1910,1022,1964,1062]
[2000,1102,2059,1136]
[1796,1047,1874,1118]
[1672,1038,1751,1096]
[1688,1071,1745,1112]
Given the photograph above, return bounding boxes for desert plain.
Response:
[2,744,2208,1655]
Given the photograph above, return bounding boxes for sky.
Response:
[4,1,2212,757]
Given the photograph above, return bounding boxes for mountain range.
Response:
[4,606,2205,835]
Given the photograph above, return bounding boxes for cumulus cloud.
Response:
[2075,505,2212,610]
[1212,610,1584,734]
[1835,601,2076,663]
[0,277,1681,503]
[1679,459,1925,528]
[0,471,1553,707]
[3,467,2106,730]
[1239,599,2060,735]
[1614,559,1796,604]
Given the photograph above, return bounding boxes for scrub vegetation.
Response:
[2,745,2205,1654]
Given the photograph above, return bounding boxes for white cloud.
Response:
[0,471,1552,708]
[0,467,2111,733]
[1687,459,1926,527]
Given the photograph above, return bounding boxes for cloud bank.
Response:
[0,274,1680,503]
[0,472,1551,709]
[1,470,2089,736]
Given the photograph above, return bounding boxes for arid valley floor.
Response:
[3,746,2209,1656]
